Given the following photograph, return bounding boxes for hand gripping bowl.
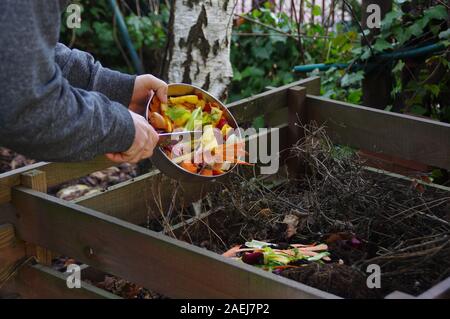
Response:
[146,83,243,183]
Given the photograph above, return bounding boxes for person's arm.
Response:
[55,43,136,107]
[0,2,136,162]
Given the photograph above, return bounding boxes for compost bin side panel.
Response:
[11,187,340,299]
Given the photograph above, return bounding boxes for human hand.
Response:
[129,74,168,115]
[106,110,159,163]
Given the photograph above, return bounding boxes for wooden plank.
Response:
[1,264,120,299]
[417,277,450,299]
[359,149,431,176]
[21,170,47,192]
[0,156,114,204]
[287,86,307,176]
[384,291,416,299]
[306,95,450,170]
[11,187,338,299]
[0,225,26,285]
[73,170,210,226]
[73,125,290,225]
[364,167,450,192]
[228,77,320,125]
[0,223,14,250]
[260,107,288,127]
[73,170,162,225]
[20,170,53,266]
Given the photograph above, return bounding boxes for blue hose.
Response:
[293,43,447,73]
[380,43,445,60]
[108,0,145,74]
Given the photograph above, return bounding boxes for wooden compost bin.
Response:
[0,76,449,299]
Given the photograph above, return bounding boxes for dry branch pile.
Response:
[167,123,450,298]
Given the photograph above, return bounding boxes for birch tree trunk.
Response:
[164,0,234,100]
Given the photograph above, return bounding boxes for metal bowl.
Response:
[149,83,241,183]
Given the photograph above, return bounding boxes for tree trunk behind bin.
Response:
[164,0,234,100]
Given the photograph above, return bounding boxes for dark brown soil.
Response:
[168,124,450,298]
[280,263,381,299]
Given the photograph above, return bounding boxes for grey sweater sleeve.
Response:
[0,1,135,162]
[55,43,136,107]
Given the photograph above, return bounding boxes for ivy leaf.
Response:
[323,90,335,98]
[392,60,405,74]
[424,84,440,97]
[439,28,450,40]
[408,22,424,37]
[280,71,294,84]
[415,16,430,30]
[373,38,391,52]
[241,66,264,78]
[423,5,447,21]
[253,47,271,59]
[233,69,242,82]
[352,47,362,55]
[381,11,403,31]
[341,71,364,87]
[410,105,427,115]
[269,32,287,44]
[360,47,372,60]
[395,27,412,45]
[430,25,442,35]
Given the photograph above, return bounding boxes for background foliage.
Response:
[60,0,169,75]
[60,0,449,124]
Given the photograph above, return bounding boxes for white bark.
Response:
[167,0,234,100]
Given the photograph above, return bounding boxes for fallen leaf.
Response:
[258,208,272,218]
[324,232,353,244]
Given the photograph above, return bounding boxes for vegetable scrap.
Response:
[222,240,332,273]
[148,94,251,176]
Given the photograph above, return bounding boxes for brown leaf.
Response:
[258,208,272,218]
[325,232,353,244]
